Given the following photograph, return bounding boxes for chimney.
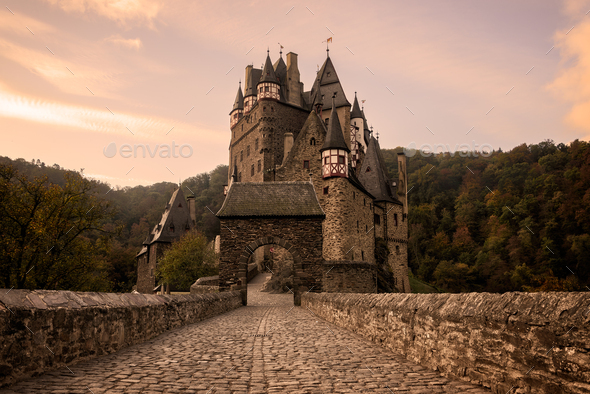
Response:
[187,195,196,225]
[286,52,301,107]
[283,132,294,163]
[396,152,408,218]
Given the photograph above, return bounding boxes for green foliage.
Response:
[156,231,218,291]
[0,163,118,290]
[382,139,590,293]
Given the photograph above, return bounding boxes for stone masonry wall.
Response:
[322,261,376,293]
[302,292,590,394]
[0,289,242,387]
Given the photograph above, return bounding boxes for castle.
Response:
[222,48,410,293]
[136,48,410,295]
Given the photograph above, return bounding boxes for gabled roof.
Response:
[309,56,350,110]
[351,93,363,119]
[358,137,402,204]
[321,98,350,152]
[217,182,325,217]
[231,83,244,114]
[244,67,262,97]
[259,52,278,84]
[150,187,194,243]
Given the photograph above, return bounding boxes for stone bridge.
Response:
[0,275,589,393]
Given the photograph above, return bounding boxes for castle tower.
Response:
[257,51,280,101]
[320,96,350,178]
[286,52,302,107]
[229,82,244,128]
[244,65,261,113]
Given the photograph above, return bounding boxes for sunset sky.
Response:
[1,0,589,187]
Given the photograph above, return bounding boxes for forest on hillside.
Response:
[1,138,588,293]
[381,139,590,292]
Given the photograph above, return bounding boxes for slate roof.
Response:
[217,182,325,217]
[309,56,350,110]
[230,83,244,114]
[321,98,350,152]
[358,136,402,204]
[259,53,279,84]
[244,67,262,97]
[150,187,194,243]
[350,93,363,119]
[273,56,288,102]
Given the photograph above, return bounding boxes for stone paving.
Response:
[1,274,491,393]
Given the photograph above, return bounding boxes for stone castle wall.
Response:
[229,101,309,183]
[302,292,590,394]
[0,289,242,387]
[136,242,170,294]
[321,261,376,293]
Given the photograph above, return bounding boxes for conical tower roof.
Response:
[309,56,350,110]
[321,97,350,152]
[231,82,244,114]
[259,51,278,84]
[358,137,401,204]
[351,92,363,119]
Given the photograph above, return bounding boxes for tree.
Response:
[0,163,117,290]
[156,230,218,291]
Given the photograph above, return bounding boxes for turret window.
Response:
[310,138,316,146]
[251,164,254,176]
[396,245,400,255]
[255,138,259,150]
[257,160,261,172]
[303,160,309,169]
[366,166,371,172]
[394,213,398,226]
[374,214,380,225]
[338,155,345,164]
[247,145,250,156]
[323,186,329,195]
[265,86,269,92]
[169,224,175,233]
[240,151,243,162]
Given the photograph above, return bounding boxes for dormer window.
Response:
[169,224,175,233]
[178,203,182,208]
[366,166,371,172]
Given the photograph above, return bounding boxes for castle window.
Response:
[363,198,366,206]
[325,118,329,125]
[271,107,274,112]
[257,160,261,172]
[374,214,380,225]
[251,164,254,176]
[178,203,182,208]
[394,213,398,226]
[323,186,329,195]
[150,269,154,277]
[259,87,263,93]
[310,138,316,146]
[338,155,345,165]
[263,106,266,112]
[265,86,269,92]
[169,224,175,233]
[238,172,242,182]
[353,192,356,199]
[366,166,371,172]
[361,250,364,260]
[241,124,243,131]
[365,224,367,232]
[396,245,400,255]
[240,151,243,162]
[255,138,259,150]
[324,157,329,164]
[303,160,309,169]
[327,72,331,77]
[357,220,359,230]
[247,145,250,157]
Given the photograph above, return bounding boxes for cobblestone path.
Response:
[2,274,491,393]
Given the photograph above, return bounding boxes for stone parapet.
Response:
[0,289,242,387]
[302,292,590,394]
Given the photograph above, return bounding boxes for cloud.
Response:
[43,0,161,26]
[106,35,143,50]
[0,85,224,143]
[548,17,590,136]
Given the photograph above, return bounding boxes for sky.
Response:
[1,0,589,187]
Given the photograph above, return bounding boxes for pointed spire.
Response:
[351,92,363,119]
[232,81,244,111]
[321,95,350,152]
[259,51,278,84]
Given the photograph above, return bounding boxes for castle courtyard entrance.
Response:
[216,182,325,305]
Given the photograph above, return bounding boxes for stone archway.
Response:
[216,182,326,305]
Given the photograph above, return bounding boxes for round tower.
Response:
[229,81,244,128]
[320,96,350,178]
[257,50,280,101]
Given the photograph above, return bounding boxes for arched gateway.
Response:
[216,182,325,305]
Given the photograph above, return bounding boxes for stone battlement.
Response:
[0,289,242,387]
[302,291,590,394]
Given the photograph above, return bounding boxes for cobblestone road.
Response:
[2,274,491,393]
